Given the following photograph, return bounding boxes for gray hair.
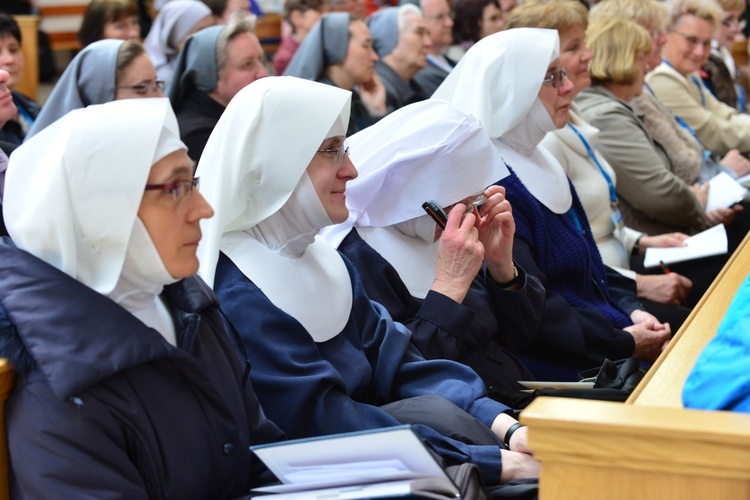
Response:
[398,3,423,32]
[215,11,257,72]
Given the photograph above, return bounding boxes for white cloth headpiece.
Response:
[322,99,509,298]
[433,28,573,214]
[197,76,354,342]
[5,98,187,343]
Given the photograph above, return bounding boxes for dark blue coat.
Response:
[338,228,542,392]
[497,170,637,380]
[0,239,285,499]
[214,252,511,486]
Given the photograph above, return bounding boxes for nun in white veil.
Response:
[196,76,539,486]
[433,28,670,380]
[0,98,284,497]
[321,99,545,399]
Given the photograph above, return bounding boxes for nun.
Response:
[284,12,386,136]
[433,28,671,380]
[196,76,539,485]
[0,98,284,497]
[143,0,214,86]
[168,13,266,162]
[322,99,544,400]
[26,39,163,140]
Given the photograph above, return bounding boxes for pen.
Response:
[659,260,671,274]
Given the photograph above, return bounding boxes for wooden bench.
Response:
[12,15,39,101]
[36,0,88,52]
[520,231,750,499]
[0,360,16,500]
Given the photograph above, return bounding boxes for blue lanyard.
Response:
[662,59,706,106]
[674,113,713,159]
[567,123,618,208]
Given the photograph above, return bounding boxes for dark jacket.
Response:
[0,91,40,146]
[374,60,427,114]
[175,89,225,164]
[338,228,542,393]
[0,239,284,499]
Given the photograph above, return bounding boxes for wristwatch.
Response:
[494,265,520,289]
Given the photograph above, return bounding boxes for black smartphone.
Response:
[422,200,448,230]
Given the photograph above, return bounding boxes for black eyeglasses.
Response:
[317,144,350,163]
[543,68,568,89]
[116,80,166,95]
[144,177,200,201]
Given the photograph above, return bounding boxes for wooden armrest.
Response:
[521,397,750,499]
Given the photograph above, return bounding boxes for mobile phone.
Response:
[422,200,448,230]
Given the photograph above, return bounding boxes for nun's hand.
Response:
[432,204,484,304]
[359,73,387,117]
[476,186,516,287]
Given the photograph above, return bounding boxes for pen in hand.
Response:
[659,260,671,274]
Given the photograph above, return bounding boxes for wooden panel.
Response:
[255,13,282,56]
[37,1,87,51]
[13,15,39,101]
[522,397,750,499]
[627,230,750,407]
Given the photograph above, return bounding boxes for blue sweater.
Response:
[215,252,511,485]
[497,170,636,379]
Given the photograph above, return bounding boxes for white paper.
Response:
[643,224,728,268]
[251,426,458,497]
[706,172,748,212]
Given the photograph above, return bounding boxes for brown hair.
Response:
[78,0,139,47]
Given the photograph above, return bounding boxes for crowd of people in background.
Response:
[0,0,749,496]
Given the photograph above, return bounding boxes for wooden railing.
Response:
[520,231,750,499]
[13,15,39,101]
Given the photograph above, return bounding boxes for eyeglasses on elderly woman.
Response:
[144,177,200,201]
[543,67,568,88]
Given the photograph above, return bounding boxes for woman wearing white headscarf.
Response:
[26,39,164,140]
[284,12,386,136]
[144,0,214,86]
[322,99,544,400]
[197,76,539,485]
[0,98,284,497]
[434,28,671,380]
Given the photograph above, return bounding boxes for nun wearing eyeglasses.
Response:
[434,28,671,380]
[197,76,539,485]
[322,99,544,401]
[26,39,164,140]
[0,98,284,497]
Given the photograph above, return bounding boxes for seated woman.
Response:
[143,0,213,86]
[77,0,141,47]
[448,0,505,61]
[507,0,693,327]
[284,12,386,136]
[322,99,544,399]
[647,0,750,156]
[0,14,40,146]
[576,17,736,235]
[27,39,163,140]
[434,28,671,380]
[701,0,747,111]
[196,76,539,484]
[0,98,284,497]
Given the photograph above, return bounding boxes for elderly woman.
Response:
[77,0,141,47]
[144,0,214,86]
[323,99,544,400]
[434,28,671,380]
[0,98,284,496]
[507,1,694,326]
[648,0,750,156]
[197,76,539,485]
[284,12,386,136]
[27,39,163,140]
[168,14,267,162]
[0,14,40,146]
[576,18,725,236]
